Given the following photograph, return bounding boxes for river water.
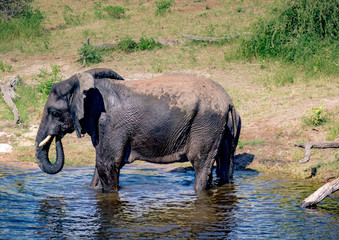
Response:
[0,164,338,239]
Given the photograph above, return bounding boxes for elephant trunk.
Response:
[35,134,65,174]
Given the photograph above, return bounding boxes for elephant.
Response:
[35,68,241,193]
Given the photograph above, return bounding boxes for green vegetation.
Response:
[155,0,174,16]
[326,120,339,141]
[36,64,63,96]
[241,0,338,76]
[0,60,12,72]
[0,0,33,20]
[103,6,126,19]
[117,37,139,53]
[118,37,162,52]
[301,104,338,140]
[63,5,81,26]
[0,3,45,51]
[14,84,43,123]
[238,139,266,150]
[303,104,327,127]
[77,42,104,66]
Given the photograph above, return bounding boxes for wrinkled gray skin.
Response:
[35,68,241,193]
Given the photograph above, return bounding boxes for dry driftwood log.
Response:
[294,141,339,163]
[0,75,21,124]
[182,34,221,42]
[94,37,184,49]
[299,178,339,208]
[182,33,251,42]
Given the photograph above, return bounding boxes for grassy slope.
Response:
[0,0,338,182]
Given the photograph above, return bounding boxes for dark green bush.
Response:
[77,42,103,66]
[103,6,126,19]
[241,0,338,74]
[118,37,162,52]
[0,0,33,20]
[118,38,139,53]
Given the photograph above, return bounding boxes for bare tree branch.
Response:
[0,76,21,124]
[294,141,339,163]
[299,178,339,208]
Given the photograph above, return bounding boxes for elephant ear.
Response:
[70,72,95,138]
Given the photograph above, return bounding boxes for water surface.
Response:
[0,164,338,239]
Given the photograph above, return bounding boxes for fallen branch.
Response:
[294,141,339,163]
[182,32,250,42]
[0,76,21,124]
[94,37,184,49]
[299,178,339,208]
[182,34,221,42]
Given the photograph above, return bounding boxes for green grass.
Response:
[155,0,174,16]
[36,64,64,96]
[240,0,338,77]
[0,5,46,52]
[238,139,266,150]
[0,60,13,73]
[104,6,127,19]
[13,84,45,124]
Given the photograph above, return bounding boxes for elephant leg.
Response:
[95,139,129,193]
[193,158,215,191]
[90,167,102,189]
[190,138,220,191]
[216,137,233,185]
[96,156,121,193]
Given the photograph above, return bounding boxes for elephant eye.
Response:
[51,111,61,118]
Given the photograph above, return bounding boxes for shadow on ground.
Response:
[234,153,255,170]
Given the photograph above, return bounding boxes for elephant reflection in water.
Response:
[35,68,241,193]
[93,183,238,239]
[37,196,68,238]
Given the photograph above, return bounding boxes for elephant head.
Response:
[35,68,123,174]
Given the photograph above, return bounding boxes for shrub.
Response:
[77,42,103,66]
[118,37,139,53]
[303,104,327,127]
[118,37,162,52]
[138,37,162,51]
[241,0,338,74]
[103,6,126,19]
[155,0,174,16]
[0,0,33,20]
[36,64,63,96]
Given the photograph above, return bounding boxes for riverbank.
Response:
[0,0,338,183]
[0,61,338,183]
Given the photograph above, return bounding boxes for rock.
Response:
[0,144,13,153]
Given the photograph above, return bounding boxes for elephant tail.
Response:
[229,105,241,149]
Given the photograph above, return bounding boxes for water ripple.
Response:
[0,165,338,239]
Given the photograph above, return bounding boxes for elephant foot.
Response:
[90,168,102,189]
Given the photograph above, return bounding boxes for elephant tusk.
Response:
[39,135,52,147]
